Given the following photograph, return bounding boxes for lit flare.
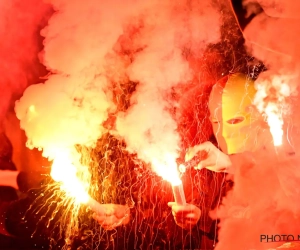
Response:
[152,156,186,205]
[50,151,104,213]
[254,75,291,147]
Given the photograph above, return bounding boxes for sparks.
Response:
[50,150,90,203]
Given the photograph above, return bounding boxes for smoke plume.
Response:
[15,0,222,176]
[13,1,300,249]
[115,0,221,179]
[214,1,300,249]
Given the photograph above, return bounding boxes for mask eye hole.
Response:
[226,117,245,124]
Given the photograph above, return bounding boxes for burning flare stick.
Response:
[50,154,106,214]
[172,181,186,205]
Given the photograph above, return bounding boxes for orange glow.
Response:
[254,75,290,147]
[151,154,182,186]
[50,150,90,204]
[151,154,186,204]
[28,104,38,122]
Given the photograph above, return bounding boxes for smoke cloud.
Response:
[12,0,300,249]
[116,0,221,179]
[15,0,222,175]
[15,0,139,159]
[0,0,52,172]
[214,1,300,249]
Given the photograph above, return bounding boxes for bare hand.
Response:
[92,204,130,230]
[167,202,201,230]
[185,141,232,172]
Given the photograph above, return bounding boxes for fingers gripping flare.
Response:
[182,141,232,172]
[168,202,201,230]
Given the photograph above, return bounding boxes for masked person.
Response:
[185,73,274,173]
[168,74,256,249]
[184,73,300,250]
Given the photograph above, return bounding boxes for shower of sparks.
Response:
[42,148,95,246]
[50,150,90,204]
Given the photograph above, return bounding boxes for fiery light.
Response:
[13,0,300,248]
[151,155,181,186]
[264,103,283,146]
[151,154,186,204]
[50,151,90,204]
[254,74,292,147]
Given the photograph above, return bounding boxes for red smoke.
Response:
[0,0,51,120]
[2,0,300,249]
[0,0,52,171]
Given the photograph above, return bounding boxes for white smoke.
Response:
[214,1,300,249]
[15,0,222,178]
[116,0,221,178]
